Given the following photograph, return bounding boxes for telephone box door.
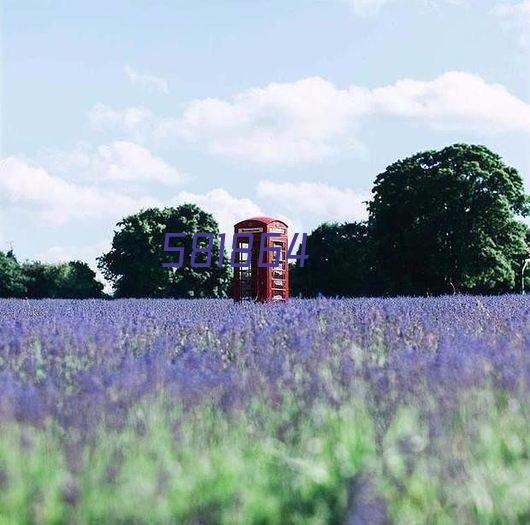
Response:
[233,217,289,302]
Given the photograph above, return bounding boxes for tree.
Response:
[291,222,372,297]
[98,205,231,298]
[57,261,105,298]
[368,144,529,295]
[0,250,27,297]
[23,261,104,298]
[23,262,62,298]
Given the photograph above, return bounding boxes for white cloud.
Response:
[370,71,530,132]
[493,1,530,48]
[90,72,530,165]
[94,141,183,184]
[257,181,369,223]
[170,188,265,237]
[169,188,301,253]
[0,155,271,236]
[88,103,154,135]
[90,77,369,163]
[124,65,169,94]
[176,77,369,163]
[0,157,159,225]
[0,157,270,248]
[42,141,184,186]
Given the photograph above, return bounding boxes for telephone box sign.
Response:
[232,216,289,302]
[238,227,263,233]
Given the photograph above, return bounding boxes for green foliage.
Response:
[98,204,231,298]
[23,262,58,299]
[0,428,65,523]
[368,144,529,295]
[0,396,528,523]
[0,250,27,298]
[1,252,103,299]
[291,222,372,297]
[23,261,104,299]
[379,399,530,524]
[59,261,105,299]
[0,401,375,524]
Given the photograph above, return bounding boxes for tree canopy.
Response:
[23,261,104,299]
[291,222,372,297]
[0,253,104,299]
[98,204,231,298]
[368,144,529,295]
[0,250,27,298]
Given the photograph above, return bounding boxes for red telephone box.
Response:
[232,217,289,302]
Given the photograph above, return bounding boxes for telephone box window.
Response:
[239,244,249,264]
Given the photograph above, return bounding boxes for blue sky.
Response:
[1,0,530,283]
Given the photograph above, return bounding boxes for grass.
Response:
[0,394,528,524]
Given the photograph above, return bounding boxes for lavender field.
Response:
[0,297,529,524]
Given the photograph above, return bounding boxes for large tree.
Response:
[368,144,529,295]
[291,222,372,297]
[98,205,230,298]
[0,250,27,298]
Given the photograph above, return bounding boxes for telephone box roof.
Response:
[234,216,288,228]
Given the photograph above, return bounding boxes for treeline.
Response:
[0,254,104,298]
[293,144,530,296]
[1,144,529,298]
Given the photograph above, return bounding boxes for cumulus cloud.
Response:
[185,72,530,159]
[176,77,370,163]
[89,77,369,163]
[370,71,530,132]
[0,156,267,234]
[257,181,369,223]
[169,188,298,249]
[0,157,159,225]
[42,141,184,186]
[124,65,169,94]
[170,188,265,237]
[93,141,183,184]
[90,71,530,164]
[0,156,270,244]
